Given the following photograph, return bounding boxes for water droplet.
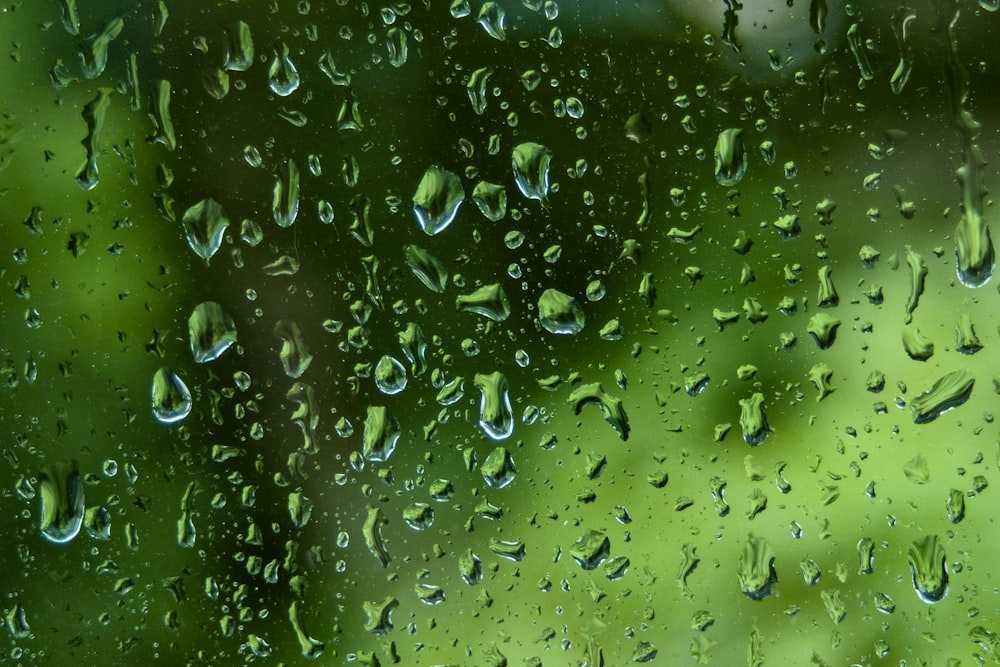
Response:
[737,535,777,600]
[910,369,974,424]
[476,1,506,40]
[39,460,84,544]
[268,40,300,96]
[472,181,507,221]
[908,535,948,603]
[474,372,514,440]
[362,406,400,462]
[189,301,237,363]
[512,142,552,203]
[538,288,584,334]
[385,26,408,67]
[79,17,124,79]
[567,383,630,441]
[481,446,516,488]
[570,530,611,570]
[374,355,408,395]
[273,319,312,378]
[151,367,192,424]
[457,283,510,321]
[76,89,112,191]
[413,166,465,235]
[738,393,770,446]
[467,66,494,115]
[902,325,934,361]
[714,128,747,186]
[363,595,398,633]
[223,20,254,72]
[182,198,230,263]
[272,158,300,228]
[459,548,482,584]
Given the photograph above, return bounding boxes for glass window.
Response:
[2,0,997,663]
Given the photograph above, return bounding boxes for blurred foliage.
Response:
[3,0,1000,665]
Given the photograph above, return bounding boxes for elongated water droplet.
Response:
[908,535,948,603]
[272,158,300,228]
[268,40,300,96]
[386,26,408,67]
[737,535,777,600]
[474,371,514,440]
[76,88,112,191]
[79,17,124,79]
[738,393,770,446]
[714,128,747,186]
[39,460,84,544]
[910,369,974,424]
[223,20,254,71]
[512,142,552,203]
[363,406,400,462]
[467,66,494,115]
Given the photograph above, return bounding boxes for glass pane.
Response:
[2,0,997,664]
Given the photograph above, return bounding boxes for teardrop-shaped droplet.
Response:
[413,166,465,235]
[151,367,192,424]
[268,40,300,96]
[182,198,230,263]
[374,355,408,395]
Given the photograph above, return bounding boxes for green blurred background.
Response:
[2,0,1000,664]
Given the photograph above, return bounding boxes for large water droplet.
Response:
[457,283,511,321]
[472,181,507,221]
[737,535,777,600]
[474,371,514,440]
[374,356,408,395]
[182,198,230,263]
[570,530,611,570]
[268,40,300,96]
[910,369,974,424]
[404,245,448,293]
[273,319,312,378]
[738,392,770,446]
[272,158,300,228]
[476,1,507,40]
[538,288,584,334]
[363,406,400,462]
[223,20,254,72]
[909,535,948,603]
[189,301,237,363]
[39,460,84,544]
[512,142,552,203]
[714,128,747,186]
[413,166,465,235]
[481,446,516,488]
[151,367,192,424]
